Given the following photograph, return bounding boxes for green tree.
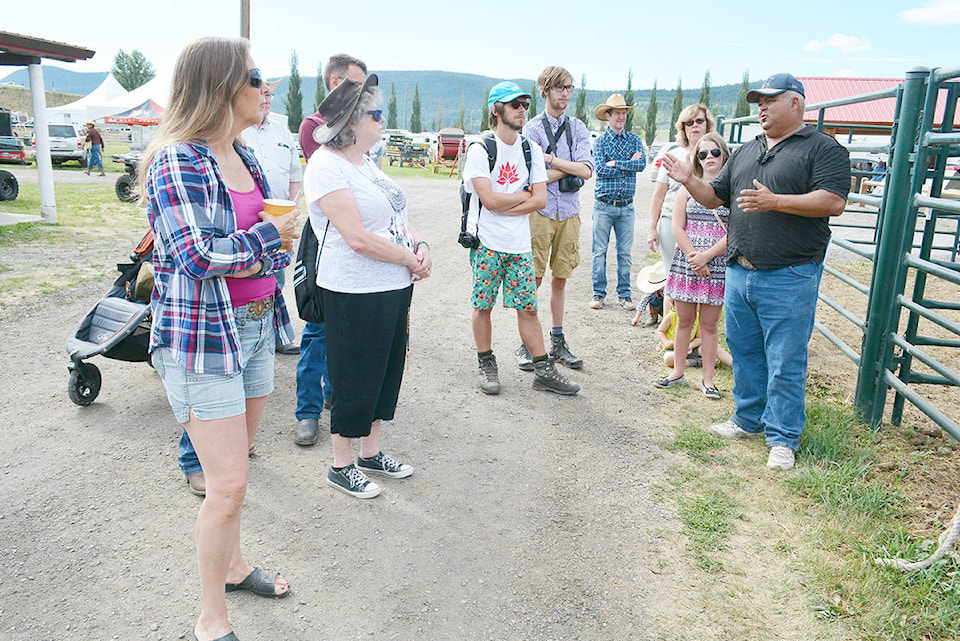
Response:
[111,50,155,91]
[699,70,711,108]
[410,82,422,133]
[284,51,303,133]
[387,83,398,129]
[527,82,538,121]
[574,74,589,125]
[668,77,683,142]
[624,69,635,132]
[313,61,326,112]
[735,70,751,118]
[456,92,466,129]
[644,80,658,147]
[481,87,489,131]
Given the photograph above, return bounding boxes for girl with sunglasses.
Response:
[655,132,732,398]
[141,37,299,641]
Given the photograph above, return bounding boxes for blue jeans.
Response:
[591,200,635,299]
[724,262,824,451]
[295,321,332,420]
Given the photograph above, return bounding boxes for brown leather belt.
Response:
[236,294,274,320]
[736,255,758,270]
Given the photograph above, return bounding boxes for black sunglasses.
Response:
[249,68,263,89]
[684,117,706,127]
[367,109,384,121]
[508,99,529,110]
[697,148,723,160]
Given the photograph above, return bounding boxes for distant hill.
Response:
[0,66,757,132]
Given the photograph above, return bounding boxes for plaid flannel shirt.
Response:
[593,128,646,202]
[146,140,293,375]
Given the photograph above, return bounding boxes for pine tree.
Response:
[410,83,422,133]
[387,83,398,129]
[480,87,489,131]
[668,78,683,142]
[735,70,751,118]
[699,70,711,107]
[313,61,325,112]
[574,74,588,125]
[456,92,466,129]
[284,52,303,134]
[528,82,538,121]
[111,50,155,91]
[624,69,635,132]
[644,80,658,147]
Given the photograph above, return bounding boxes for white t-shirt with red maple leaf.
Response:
[463,133,547,254]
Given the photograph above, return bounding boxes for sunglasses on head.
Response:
[248,68,263,89]
[367,109,384,121]
[507,99,529,110]
[697,148,723,160]
[684,117,706,127]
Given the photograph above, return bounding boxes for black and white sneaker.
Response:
[356,451,414,478]
[326,464,381,499]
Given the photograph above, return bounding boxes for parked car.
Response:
[31,122,86,165]
[0,136,26,164]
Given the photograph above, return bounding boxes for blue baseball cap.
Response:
[746,73,805,103]
[488,81,530,108]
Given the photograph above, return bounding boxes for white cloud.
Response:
[900,0,960,25]
[804,34,871,53]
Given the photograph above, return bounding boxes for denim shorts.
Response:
[152,303,276,423]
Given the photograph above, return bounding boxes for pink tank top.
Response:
[225,186,276,307]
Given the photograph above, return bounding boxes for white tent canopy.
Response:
[48,73,127,123]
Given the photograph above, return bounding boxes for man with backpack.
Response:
[463,81,580,396]
[521,66,594,372]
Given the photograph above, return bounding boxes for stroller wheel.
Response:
[68,362,102,406]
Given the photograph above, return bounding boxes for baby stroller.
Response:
[65,230,155,406]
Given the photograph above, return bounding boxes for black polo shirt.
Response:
[711,125,850,270]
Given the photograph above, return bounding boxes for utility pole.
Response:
[241,0,250,38]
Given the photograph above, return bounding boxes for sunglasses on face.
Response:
[367,109,384,121]
[248,68,263,89]
[508,99,529,110]
[684,117,706,127]
[697,148,723,160]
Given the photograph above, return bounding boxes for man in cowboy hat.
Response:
[83,121,105,176]
[242,77,303,356]
[591,93,646,312]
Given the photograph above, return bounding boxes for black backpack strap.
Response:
[540,114,559,156]
[520,136,533,184]
[480,132,498,172]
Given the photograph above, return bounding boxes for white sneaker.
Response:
[767,446,796,471]
[709,419,763,439]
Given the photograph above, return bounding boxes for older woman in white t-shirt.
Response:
[647,104,715,271]
[302,75,432,499]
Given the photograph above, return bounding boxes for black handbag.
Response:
[293,219,329,324]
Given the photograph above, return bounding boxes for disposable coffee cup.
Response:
[262,199,296,250]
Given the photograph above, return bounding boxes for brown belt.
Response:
[736,255,758,271]
[236,294,274,320]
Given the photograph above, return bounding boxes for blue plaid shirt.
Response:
[593,128,646,202]
[145,140,293,375]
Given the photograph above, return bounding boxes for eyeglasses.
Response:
[367,109,384,121]
[508,99,529,110]
[553,85,575,93]
[683,117,706,127]
[248,68,263,89]
[697,148,723,160]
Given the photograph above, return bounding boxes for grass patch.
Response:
[677,488,740,572]
[381,162,455,180]
[667,425,728,464]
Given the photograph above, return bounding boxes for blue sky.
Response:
[5,0,959,90]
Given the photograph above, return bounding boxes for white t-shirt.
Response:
[652,143,689,219]
[242,119,302,200]
[462,134,547,254]
[303,149,414,294]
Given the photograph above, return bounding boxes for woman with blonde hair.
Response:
[648,103,716,273]
[141,36,298,641]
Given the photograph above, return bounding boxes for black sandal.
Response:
[225,567,290,598]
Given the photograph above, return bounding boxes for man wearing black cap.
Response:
[662,73,849,472]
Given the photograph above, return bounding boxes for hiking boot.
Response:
[356,451,414,478]
[478,354,501,395]
[532,359,580,395]
[294,418,319,446]
[619,297,637,311]
[515,343,534,371]
[767,446,796,471]
[550,333,583,369]
[709,419,763,439]
[326,464,381,499]
[589,294,604,309]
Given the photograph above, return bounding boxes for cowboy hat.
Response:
[636,261,667,293]
[312,74,379,145]
[266,79,282,92]
[594,93,635,122]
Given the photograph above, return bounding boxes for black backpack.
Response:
[293,218,329,324]
[457,132,533,248]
